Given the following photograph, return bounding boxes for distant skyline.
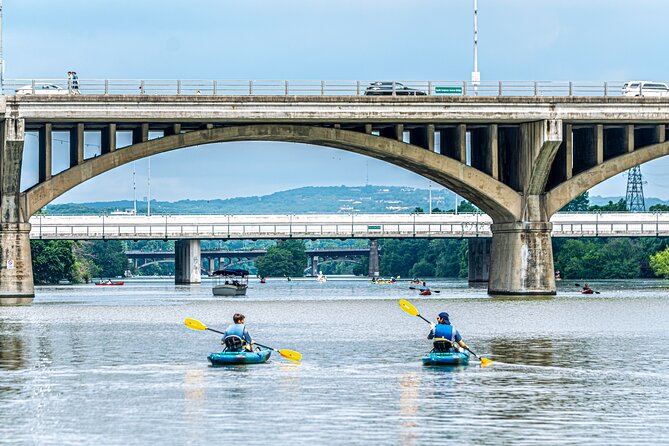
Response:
[7,0,669,202]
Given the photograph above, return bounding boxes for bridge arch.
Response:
[546,140,669,216]
[22,125,520,222]
[135,259,209,275]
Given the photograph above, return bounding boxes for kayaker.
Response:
[428,312,469,353]
[419,281,430,292]
[221,313,255,352]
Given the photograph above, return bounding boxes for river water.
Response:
[1,278,668,445]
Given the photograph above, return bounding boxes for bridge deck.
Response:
[29,213,669,240]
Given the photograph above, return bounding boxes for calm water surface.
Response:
[1,278,668,445]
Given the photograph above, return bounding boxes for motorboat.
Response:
[212,269,249,296]
[95,279,124,286]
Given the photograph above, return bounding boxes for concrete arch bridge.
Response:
[2,93,669,304]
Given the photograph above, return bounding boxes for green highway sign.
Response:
[367,225,382,230]
[435,86,463,95]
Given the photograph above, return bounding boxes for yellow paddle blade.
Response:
[184,318,208,331]
[399,299,420,317]
[479,357,493,367]
[277,349,302,362]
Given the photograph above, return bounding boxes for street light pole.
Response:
[0,0,5,93]
[472,0,480,94]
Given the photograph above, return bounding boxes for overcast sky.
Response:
[8,0,669,202]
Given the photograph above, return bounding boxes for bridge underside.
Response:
[2,96,669,304]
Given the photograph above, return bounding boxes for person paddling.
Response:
[419,281,432,295]
[221,313,256,352]
[428,312,469,353]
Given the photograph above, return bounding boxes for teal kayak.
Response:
[422,350,470,366]
[208,348,272,366]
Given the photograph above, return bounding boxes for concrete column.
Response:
[312,256,319,276]
[207,257,216,275]
[368,239,380,277]
[572,126,598,175]
[488,119,561,296]
[657,125,666,143]
[488,222,555,295]
[69,124,84,167]
[596,124,604,165]
[410,125,435,151]
[174,239,201,284]
[101,123,117,154]
[0,118,34,305]
[626,125,635,153]
[38,123,52,182]
[470,125,497,177]
[132,123,149,144]
[380,124,403,141]
[440,125,467,162]
[468,238,490,283]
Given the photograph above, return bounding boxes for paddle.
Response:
[398,299,492,366]
[184,318,302,362]
[574,283,600,294]
[408,286,440,293]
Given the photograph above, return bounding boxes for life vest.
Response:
[433,323,458,352]
[223,324,249,351]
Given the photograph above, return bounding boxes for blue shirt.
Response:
[428,323,462,343]
[222,323,253,344]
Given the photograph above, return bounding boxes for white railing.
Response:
[27,213,669,240]
[4,79,648,98]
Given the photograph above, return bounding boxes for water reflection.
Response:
[0,320,25,371]
[399,372,420,446]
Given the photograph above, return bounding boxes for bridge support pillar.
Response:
[467,238,490,283]
[488,222,555,296]
[175,239,201,284]
[368,239,379,277]
[0,118,34,306]
[311,256,319,276]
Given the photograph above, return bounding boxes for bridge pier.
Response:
[488,222,555,295]
[468,238,490,284]
[0,118,34,306]
[311,256,319,276]
[368,239,379,277]
[174,239,201,284]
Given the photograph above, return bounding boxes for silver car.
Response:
[15,83,69,95]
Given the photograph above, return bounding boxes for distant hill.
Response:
[43,185,458,215]
[42,186,669,215]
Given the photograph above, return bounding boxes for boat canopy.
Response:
[213,269,250,277]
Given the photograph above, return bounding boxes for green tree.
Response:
[561,192,590,212]
[457,201,479,213]
[255,240,307,277]
[651,246,669,278]
[84,240,128,277]
[31,240,76,284]
[649,204,669,212]
[412,207,424,213]
[589,198,627,212]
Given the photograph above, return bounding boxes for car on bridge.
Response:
[15,83,69,95]
[364,82,427,96]
[622,81,669,97]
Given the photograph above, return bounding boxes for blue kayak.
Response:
[208,348,272,366]
[422,350,470,366]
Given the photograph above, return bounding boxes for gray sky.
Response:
[8,0,669,202]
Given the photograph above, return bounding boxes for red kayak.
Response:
[581,289,594,295]
[96,282,124,286]
[420,290,432,296]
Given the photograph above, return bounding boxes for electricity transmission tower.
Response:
[625,166,646,212]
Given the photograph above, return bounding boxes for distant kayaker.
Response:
[221,313,255,352]
[419,281,430,292]
[428,312,469,353]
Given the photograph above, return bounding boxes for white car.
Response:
[15,83,69,95]
[622,81,669,97]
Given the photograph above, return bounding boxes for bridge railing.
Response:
[5,79,637,97]
[27,213,669,239]
[28,214,492,239]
